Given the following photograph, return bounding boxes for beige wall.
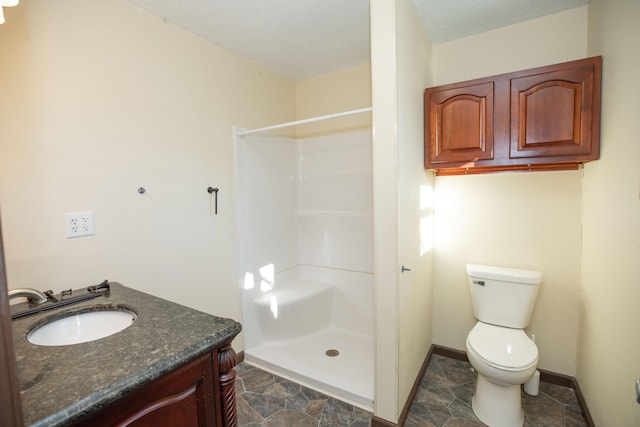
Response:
[370,0,434,422]
[295,63,371,137]
[395,0,434,416]
[0,0,296,352]
[431,6,588,375]
[580,0,640,424]
[432,6,589,84]
[370,0,400,419]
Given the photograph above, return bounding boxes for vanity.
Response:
[10,282,242,427]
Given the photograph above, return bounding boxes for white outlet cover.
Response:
[65,211,95,238]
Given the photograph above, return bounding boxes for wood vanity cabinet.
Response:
[424,56,602,175]
[74,343,238,427]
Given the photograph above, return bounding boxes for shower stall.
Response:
[234,113,374,409]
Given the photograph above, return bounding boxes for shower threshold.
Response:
[244,326,374,410]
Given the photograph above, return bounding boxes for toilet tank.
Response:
[467,264,543,329]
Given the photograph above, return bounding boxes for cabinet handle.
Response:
[401,266,411,273]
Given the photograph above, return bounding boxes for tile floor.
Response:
[235,362,372,426]
[235,354,588,426]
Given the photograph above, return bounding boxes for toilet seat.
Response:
[467,322,538,371]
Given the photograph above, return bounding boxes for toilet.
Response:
[465,264,543,427]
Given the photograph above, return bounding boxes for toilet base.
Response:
[472,373,524,427]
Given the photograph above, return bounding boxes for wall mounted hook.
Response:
[137,187,146,194]
[208,187,219,214]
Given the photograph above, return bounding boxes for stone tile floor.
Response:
[236,354,588,426]
[235,362,372,426]
[405,355,587,427]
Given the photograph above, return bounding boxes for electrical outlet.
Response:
[65,211,95,238]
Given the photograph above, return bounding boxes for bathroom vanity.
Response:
[10,282,241,427]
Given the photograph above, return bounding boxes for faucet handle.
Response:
[44,290,58,303]
[87,280,110,293]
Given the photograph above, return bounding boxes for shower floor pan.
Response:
[244,325,374,410]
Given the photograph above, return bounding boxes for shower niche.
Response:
[234,121,374,409]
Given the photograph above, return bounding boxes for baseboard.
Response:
[573,376,596,427]
[372,346,435,427]
[537,367,574,388]
[370,416,398,427]
[398,345,434,425]
[432,344,468,362]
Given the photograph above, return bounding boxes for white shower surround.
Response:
[235,128,374,408]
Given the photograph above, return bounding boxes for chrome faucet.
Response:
[8,288,48,305]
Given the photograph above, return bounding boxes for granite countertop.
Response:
[10,282,242,427]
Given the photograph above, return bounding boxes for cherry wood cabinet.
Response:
[427,81,495,164]
[424,56,602,175]
[73,343,238,427]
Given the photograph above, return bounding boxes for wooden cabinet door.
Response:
[425,81,494,166]
[76,353,216,427]
[510,58,601,160]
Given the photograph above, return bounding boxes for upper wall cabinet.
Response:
[424,56,602,175]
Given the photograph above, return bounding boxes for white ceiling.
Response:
[126,0,588,81]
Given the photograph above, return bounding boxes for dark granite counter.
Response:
[10,282,242,427]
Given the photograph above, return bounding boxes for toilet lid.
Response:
[467,322,538,370]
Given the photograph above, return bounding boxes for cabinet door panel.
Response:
[118,383,202,427]
[510,64,596,158]
[75,353,216,427]
[426,82,494,164]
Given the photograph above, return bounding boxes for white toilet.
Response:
[465,264,543,427]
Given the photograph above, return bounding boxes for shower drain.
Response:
[325,349,339,357]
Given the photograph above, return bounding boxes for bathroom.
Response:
[0,1,638,426]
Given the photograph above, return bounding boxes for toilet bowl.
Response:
[466,321,538,427]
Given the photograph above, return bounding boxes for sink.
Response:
[27,307,137,346]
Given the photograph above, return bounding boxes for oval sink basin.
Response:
[27,308,136,346]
